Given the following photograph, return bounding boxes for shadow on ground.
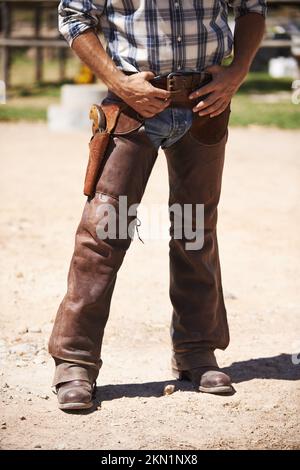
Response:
[63,353,299,414]
[223,353,300,383]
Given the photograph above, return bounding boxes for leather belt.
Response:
[150,71,211,92]
[123,70,212,108]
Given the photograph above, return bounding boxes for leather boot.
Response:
[56,380,96,410]
[173,367,232,394]
[51,359,98,410]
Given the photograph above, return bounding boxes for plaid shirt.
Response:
[58,0,266,74]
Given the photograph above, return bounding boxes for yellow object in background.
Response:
[75,64,95,84]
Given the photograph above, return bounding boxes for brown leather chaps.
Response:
[48,104,230,386]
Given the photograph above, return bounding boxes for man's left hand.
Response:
[189,64,247,117]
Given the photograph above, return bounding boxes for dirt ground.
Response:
[0,123,299,450]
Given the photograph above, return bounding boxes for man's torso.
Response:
[98,0,233,73]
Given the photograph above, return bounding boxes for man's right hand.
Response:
[116,71,171,118]
[71,31,170,118]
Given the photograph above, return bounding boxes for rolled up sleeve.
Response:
[58,0,106,46]
[228,0,267,20]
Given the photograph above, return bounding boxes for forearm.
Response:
[72,29,127,96]
[230,12,266,76]
[71,28,170,117]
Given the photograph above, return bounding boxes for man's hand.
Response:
[72,31,170,118]
[117,71,171,118]
[189,64,247,117]
[189,12,266,118]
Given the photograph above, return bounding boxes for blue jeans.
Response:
[143,107,194,150]
[102,91,194,150]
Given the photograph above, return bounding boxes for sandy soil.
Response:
[0,123,299,450]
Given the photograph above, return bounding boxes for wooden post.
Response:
[34,3,43,83]
[58,47,66,82]
[1,1,11,88]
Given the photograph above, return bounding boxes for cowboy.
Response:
[49,0,266,410]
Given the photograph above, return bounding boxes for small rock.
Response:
[37,394,49,400]
[163,384,175,396]
[28,326,41,334]
[20,416,26,421]
[3,382,9,389]
[18,327,29,335]
[224,291,237,300]
[34,444,42,449]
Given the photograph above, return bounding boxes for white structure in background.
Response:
[48,84,107,131]
[268,56,299,78]
[0,80,6,104]
[291,35,300,77]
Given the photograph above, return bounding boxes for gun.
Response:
[83,102,125,197]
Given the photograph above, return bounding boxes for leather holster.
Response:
[84,103,145,197]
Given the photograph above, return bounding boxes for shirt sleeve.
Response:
[58,1,106,46]
[227,0,267,20]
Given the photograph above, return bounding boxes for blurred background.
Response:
[0,0,300,127]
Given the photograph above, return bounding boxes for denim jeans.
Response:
[102,91,194,150]
[143,107,194,150]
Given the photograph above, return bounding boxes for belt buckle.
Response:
[167,72,182,92]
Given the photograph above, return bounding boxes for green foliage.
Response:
[230,96,300,129]
[239,72,293,94]
[0,106,47,121]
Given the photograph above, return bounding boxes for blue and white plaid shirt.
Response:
[58,0,266,74]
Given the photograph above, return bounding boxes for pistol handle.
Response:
[89,104,106,135]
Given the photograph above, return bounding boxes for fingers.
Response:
[189,81,216,100]
[148,84,171,100]
[139,110,156,118]
[197,98,228,117]
[144,100,169,115]
[209,102,229,117]
[139,106,163,118]
[136,101,167,118]
[140,71,155,81]
[151,96,171,110]
[192,91,219,112]
[140,71,170,99]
